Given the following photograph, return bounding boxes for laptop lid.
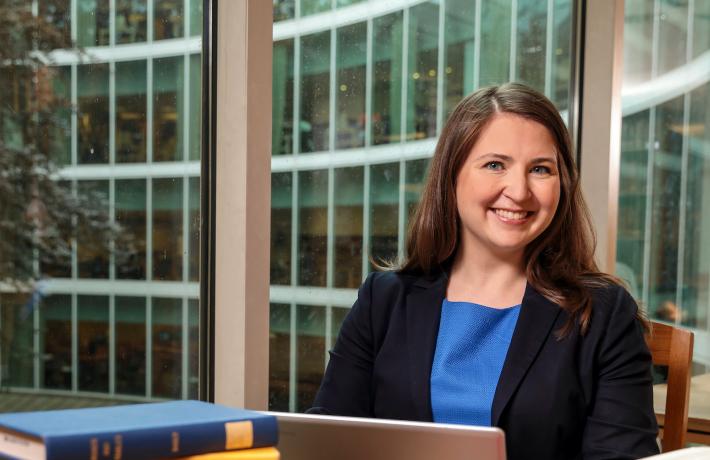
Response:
[266,412,506,460]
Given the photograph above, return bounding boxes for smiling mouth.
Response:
[492,208,533,221]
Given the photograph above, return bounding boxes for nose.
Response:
[502,168,532,202]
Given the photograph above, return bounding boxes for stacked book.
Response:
[0,400,279,460]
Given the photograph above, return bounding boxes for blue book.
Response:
[0,400,278,460]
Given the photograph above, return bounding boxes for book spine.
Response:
[45,417,278,460]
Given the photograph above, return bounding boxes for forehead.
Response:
[469,113,557,160]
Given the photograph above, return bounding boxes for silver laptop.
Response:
[265,412,506,460]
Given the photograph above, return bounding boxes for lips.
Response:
[493,208,532,220]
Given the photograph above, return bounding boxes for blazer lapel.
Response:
[406,272,447,422]
[491,283,562,426]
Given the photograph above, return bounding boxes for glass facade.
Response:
[617,0,710,385]
[269,0,576,412]
[0,1,202,408]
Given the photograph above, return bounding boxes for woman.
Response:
[309,83,659,459]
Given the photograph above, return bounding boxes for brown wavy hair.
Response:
[399,82,626,337]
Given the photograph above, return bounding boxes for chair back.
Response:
[646,321,694,452]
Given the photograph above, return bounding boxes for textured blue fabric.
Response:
[430,299,521,426]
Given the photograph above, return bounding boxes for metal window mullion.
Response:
[291,171,299,290]
[71,294,78,392]
[109,177,115,280]
[71,64,78,166]
[362,165,371,280]
[288,302,297,412]
[473,0,481,89]
[146,296,152,398]
[329,28,336,152]
[109,0,116,46]
[675,93,691,325]
[183,52,191,162]
[651,0,661,79]
[325,304,332,367]
[182,177,189,282]
[326,169,335,289]
[293,37,302,155]
[642,108,656,307]
[544,0,554,97]
[184,0,190,37]
[109,294,115,395]
[33,299,40,390]
[509,0,518,81]
[182,297,189,399]
[71,179,78,278]
[436,0,445,136]
[400,8,409,142]
[147,0,154,42]
[147,58,154,163]
[397,160,406,259]
[365,18,373,147]
[147,177,153,280]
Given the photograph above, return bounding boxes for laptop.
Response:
[266,412,506,460]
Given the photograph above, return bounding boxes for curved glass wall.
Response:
[269,0,576,412]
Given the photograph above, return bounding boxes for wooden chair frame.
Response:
[646,321,694,452]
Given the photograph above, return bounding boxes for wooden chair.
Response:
[646,321,694,452]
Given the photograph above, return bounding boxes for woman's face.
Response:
[455,113,561,259]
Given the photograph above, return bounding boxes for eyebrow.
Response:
[476,152,557,164]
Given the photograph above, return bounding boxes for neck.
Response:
[446,242,527,308]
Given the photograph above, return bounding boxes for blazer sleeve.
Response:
[582,288,660,459]
[307,273,377,417]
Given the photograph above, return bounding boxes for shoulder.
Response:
[359,270,427,302]
[584,281,646,345]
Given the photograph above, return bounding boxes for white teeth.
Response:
[494,209,528,220]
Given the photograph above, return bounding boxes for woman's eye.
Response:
[531,165,552,174]
[484,161,504,171]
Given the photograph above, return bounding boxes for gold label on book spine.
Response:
[113,435,123,460]
[224,421,254,450]
[90,437,98,460]
[171,432,180,452]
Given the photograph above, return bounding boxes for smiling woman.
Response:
[308,83,660,460]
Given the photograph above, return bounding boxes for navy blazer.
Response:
[310,271,659,460]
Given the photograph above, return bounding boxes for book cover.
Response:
[0,400,278,460]
[175,447,280,460]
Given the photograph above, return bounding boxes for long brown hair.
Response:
[399,82,624,337]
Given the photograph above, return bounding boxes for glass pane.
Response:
[516,0,547,94]
[116,0,147,43]
[39,180,73,278]
[300,32,331,153]
[116,60,147,163]
[331,306,349,342]
[298,170,328,286]
[479,0,511,87]
[40,295,72,390]
[188,299,199,398]
[681,84,709,329]
[188,177,200,282]
[657,0,689,75]
[274,0,295,22]
[624,0,655,85]
[153,178,183,281]
[616,110,650,300]
[443,0,476,117]
[271,173,293,285]
[337,0,365,6]
[301,0,330,17]
[336,24,367,149]
[296,304,325,412]
[0,294,34,388]
[693,0,710,58]
[78,63,109,164]
[39,0,71,47]
[154,0,184,40]
[407,2,439,140]
[372,12,403,145]
[116,296,146,395]
[269,303,291,411]
[552,0,572,111]
[648,96,684,318]
[370,163,399,270]
[189,54,202,161]
[334,167,363,288]
[77,0,110,47]
[77,180,110,279]
[154,56,185,162]
[46,66,72,165]
[78,295,109,393]
[189,0,203,37]
[116,179,147,279]
[405,159,429,228]
[152,297,182,399]
[273,39,295,156]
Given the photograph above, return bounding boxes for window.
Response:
[270,0,577,412]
